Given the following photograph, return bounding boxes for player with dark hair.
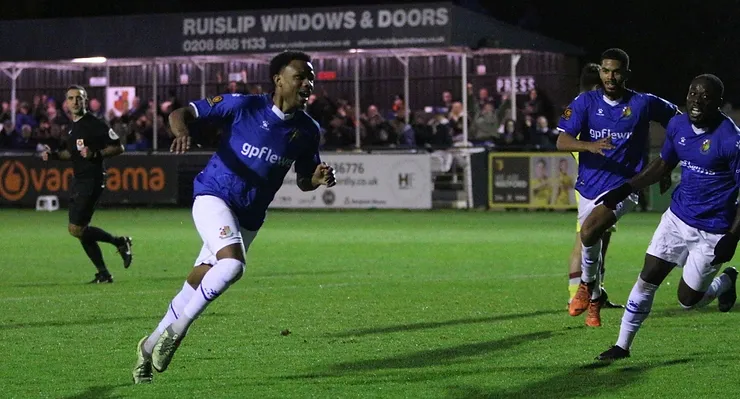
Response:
[556,48,680,327]
[131,51,336,383]
[579,62,601,93]
[596,74,738,360]
[40,85,133,283]
[567,63,622,309]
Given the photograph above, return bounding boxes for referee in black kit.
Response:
[41,85,133,283]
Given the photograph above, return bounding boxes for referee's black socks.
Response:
[83,226,120,245]
[80,238,108,275]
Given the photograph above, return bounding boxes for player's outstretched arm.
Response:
[168,106,195,154]
[628,157,676,191]
[597,157,677,210]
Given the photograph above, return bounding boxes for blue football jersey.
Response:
[190,93,321,230]
[661,113,740,233]
[557,89,679,199]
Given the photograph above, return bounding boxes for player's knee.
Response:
[216,243,246,263]
[678,297,697,309]
[580,225,598,246]
[68,224,85,238]
[677,291,702,309]
[677,278,704,309]
[218,258,246,284]
[187,264,212,288]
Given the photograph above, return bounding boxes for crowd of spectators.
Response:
[0,79,559,154]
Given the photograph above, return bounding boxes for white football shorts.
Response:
[577,191,639,231]
[191,195,258,267]
[646,208,725,292]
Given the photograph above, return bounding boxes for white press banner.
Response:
[270,153,432,209]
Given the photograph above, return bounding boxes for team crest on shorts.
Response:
[219,226,233,239]
[562,108,572,120]
[701,139,711,154]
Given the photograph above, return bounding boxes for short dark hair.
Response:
[693,74,724,98]
[579,63,601,92]
[66,85,87,97]
[269,51,312,79]
[600,48,630,70]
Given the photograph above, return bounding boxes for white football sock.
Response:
[171,258,245,335]
[581,240,602,284]
[143,282,195,355]
[616,277,659,350]
[591,267,602,301]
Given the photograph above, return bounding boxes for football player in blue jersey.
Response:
[131,51,336,383]
[567,63,622,310]
[596,74,739,361]
[556,48,680,327]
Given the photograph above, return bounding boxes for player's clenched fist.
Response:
[312,163,336,187]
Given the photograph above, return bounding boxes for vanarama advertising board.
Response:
[0,154,176,206]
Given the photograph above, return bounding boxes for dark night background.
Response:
[3,0,740,105]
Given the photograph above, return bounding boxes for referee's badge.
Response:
[76,139,85,150]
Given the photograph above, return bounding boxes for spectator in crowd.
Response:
[361,105,397,147]
[472,102,500,144]
[448,101,466,141]
[498,118,526,149]
[529,115,558,150]
[0,119,14,147]
[0,101,10,122]
[9,124,37,151]
[477,87,494,111]
[126,132,151,152]
[439,90,453,114]
[15,102,38,133]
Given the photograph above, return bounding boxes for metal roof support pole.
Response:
[1,67,23,128]
[510,54,521,122]
[353,54,361,149]
[461,52,468,145]
[152,61,158,152]
[461,52,474,208]
[105,65,111,121]
[391,53,410,126]
[192,60,206,100]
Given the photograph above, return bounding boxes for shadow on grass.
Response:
[287,330,559,380]
[445,358,692,399]
[60,384,130,399]
[329,309,563,338]
[0,312,234,330]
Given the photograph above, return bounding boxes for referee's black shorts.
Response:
[68,178,105,226]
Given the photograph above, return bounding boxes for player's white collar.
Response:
[271,105,294,121]
[691,124,707,135]
[602,95,622,107]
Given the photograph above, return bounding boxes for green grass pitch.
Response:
[1,208,739,398]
